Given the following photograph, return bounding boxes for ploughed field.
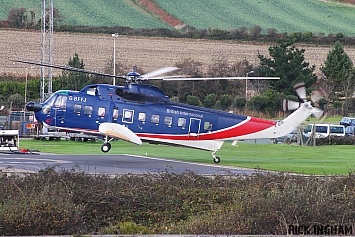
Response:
[2,29,355,77]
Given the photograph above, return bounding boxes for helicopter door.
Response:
[188,118,201,137]
[52,95,67,126]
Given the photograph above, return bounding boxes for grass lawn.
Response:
[19,138,355,175]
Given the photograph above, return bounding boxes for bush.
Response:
[1,167,355,235]
[315,136,355,146]
[186,95,200,106]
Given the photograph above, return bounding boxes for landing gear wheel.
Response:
[101,142,111,153]
[212,150,220,163]
[213,156,221,163]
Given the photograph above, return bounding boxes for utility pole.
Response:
[40,0,54,102]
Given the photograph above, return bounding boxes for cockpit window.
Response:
[86,87,97,96]
[54,95,67,109]
[42,94,57,114]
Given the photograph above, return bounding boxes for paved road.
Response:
[0,152,265,175]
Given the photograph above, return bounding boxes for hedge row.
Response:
[1,167,355,235]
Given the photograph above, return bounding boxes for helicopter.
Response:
[16,58,323,163]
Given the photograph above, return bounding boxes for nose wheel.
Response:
[212,151,220,163]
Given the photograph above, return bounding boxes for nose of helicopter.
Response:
[26,102,42,112]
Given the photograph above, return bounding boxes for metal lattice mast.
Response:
[40,0,53,102]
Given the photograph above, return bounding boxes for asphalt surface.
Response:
[0,152,265,175]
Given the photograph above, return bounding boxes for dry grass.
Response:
[1,28,355,77]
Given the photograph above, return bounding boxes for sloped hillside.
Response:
[153,0,355,36]
[0,0,170,29]
[137,0,184,28]
[1,0,355,35]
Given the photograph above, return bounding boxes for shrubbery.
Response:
[1,167,355,235]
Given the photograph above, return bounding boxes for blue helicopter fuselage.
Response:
[32,83,276,144]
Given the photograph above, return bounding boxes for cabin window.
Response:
[123,109,134,123]
[204,121,213,131]
[178,118,186,128]
[164,116,173,126]
[86,87,96,96]
[138,112,146,122]
[54,95,67,109]
[330,126,344,134]
[84,106,93,116]
[316,126,327,133]
[73,104,81,114]
[113,108,119,120]
[98,107,106,117]
[151,114,160,124]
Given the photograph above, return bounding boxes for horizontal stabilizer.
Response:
[311,107,325,120]
[99,123,142,145]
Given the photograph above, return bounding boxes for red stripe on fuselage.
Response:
[138,117,276,140]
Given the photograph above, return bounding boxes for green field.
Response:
[1,0,355,35]
[0,0,170,28]
[154,0,355,35]
[19,138,355,175]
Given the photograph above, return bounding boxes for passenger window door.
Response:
[123,109,134,123]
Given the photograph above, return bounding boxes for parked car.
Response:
[273,130,298,144]
[345,125,355,136]
[303,124,345,138]
[340,117,355,127]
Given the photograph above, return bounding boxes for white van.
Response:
[303,124,345,138]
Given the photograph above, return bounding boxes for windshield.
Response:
[346,126,355,133]
[42,94,57,114]
[304,125,312,133]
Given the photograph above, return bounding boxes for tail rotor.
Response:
[282,82,327,120]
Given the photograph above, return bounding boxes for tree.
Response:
[203,94,216,108]
[249,25,262,38]
[8,8,26,28]
[8,93,25,110]
[320,41,355,113]
[248,89,286,116]
[234,97,246,111]
[60,53,91,91]
[186,95,200,106]
[219,94,233,110]
[170,58,204,102]
[38,7,63,30]
[257,39,317,96]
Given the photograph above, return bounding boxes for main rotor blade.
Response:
[140,67,180,79]
[154,76,280,81]
[14,57,126,79]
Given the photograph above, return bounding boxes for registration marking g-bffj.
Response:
[69,96,87,102]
